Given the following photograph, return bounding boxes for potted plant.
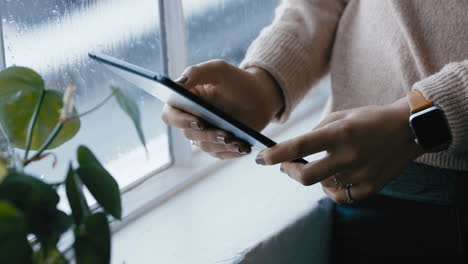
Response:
[0,66,147,263]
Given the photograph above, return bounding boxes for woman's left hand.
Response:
[255,97,424,203]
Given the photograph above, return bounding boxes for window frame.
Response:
[0,15,5,70]
[115,0,198,225]
[159,0,193,167]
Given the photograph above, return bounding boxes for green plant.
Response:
[0,66,147,264]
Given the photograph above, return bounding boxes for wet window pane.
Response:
[183,0,277,65]
[1,0,170,189]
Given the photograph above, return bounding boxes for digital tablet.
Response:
[89,51,307,163]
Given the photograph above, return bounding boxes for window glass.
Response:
[1,0,170,189]
[182,0,277,150]
[183,0,277,65]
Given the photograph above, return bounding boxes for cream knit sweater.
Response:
[241,0,468,171]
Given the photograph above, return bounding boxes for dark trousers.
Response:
[330,192,467,263]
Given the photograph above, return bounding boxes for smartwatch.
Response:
[407,89,452,152]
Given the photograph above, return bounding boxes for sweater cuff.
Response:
[240,29,319,123]
[413,62,468,154]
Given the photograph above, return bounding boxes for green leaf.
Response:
[65,163,90,225]
[0,200,33,264]
[111,86,147,152]
[47,210,73,243]
[76,146,121,219]
[0,172,60,240]
[0,172,72,250]
[36,209,73,253]
[0,172,59,214]
[74,213,111,264]
[0,66,80,150]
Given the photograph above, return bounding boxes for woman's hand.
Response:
[255,97,424,203]
[162,60,283,159]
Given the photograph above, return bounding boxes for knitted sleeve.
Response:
[413,61,468,154]
[240,0,347,122]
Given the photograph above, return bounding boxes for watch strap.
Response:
[407,89,433,113]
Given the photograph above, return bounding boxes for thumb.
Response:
[176,60,233,88]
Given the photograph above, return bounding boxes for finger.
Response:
[321,169,360,188]
[320,168,367,189]
[193,141,232,153]
[321,175,342,189]
[279,162,310,186]
[257,128,332,165]
[230,140,252,154]
[185,129,251,153]
[322,185,344,203]
[314,111,347,130]
[208,151,247,160]
[194,141,250,154]
[281,155,347,186]
[322,183,375,204]
[302,150,366,185]
[184,128,233,144]
[177,60,233,88]
[321,169,353,188]
[162,105,205,130]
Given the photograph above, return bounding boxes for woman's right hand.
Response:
[161,60,284,159]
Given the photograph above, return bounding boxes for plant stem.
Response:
[23,90,116,167]
[24,123,63,167]
[69,90,116,121]
[23,152,58,168]
[24,89,46,160]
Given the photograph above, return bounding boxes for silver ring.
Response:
[345,184,355,204]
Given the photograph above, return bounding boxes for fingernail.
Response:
[240,147,251,155]
[255,154,266,165]
[280,165,286,174]
[175,75,188,84]
[188,121,202,130]
[234,144,242,153]
[216,135,228,144]
[235,145,251,155]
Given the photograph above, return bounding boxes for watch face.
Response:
[410,107,452,151]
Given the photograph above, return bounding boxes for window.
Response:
[0,0,171,190]
[0,0,278,219]
[183,0,276,66]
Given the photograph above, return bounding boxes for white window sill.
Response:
[111,80,331,264]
